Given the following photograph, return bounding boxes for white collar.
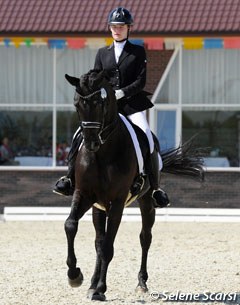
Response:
[114,40,127,49]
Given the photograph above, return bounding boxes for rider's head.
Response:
[108,7,133,42]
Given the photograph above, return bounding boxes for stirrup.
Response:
[53,176,74,196]
[152,189,170,208]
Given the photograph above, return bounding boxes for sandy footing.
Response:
[0,220,240,304]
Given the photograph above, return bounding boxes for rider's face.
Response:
[109,24,129,41]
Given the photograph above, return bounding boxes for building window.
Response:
[182,110,240,167]
[152,46,240,168]
[0,110,52,166]
[0,45,97,167]
[157,110,176,150]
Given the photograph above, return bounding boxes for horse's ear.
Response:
[65,74,80,87]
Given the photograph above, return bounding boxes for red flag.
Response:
[145,38,164,50]
[224,37,240,49]
[67,38,86,49]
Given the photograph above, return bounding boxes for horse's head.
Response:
[65,70,117,152]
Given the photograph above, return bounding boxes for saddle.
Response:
[123,117,160,199]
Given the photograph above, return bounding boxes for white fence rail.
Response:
[2,207,240,222]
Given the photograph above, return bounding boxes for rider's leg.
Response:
[127,112,170,208]
[53,127,82,196]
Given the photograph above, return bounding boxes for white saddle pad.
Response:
[119,114,144,174]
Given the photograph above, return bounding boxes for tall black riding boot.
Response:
[146,150,170,208]
[53,130,82,196]
[53,158,76,196]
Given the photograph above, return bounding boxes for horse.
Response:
[64,69,204,301]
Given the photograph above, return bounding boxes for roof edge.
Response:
[1,31,240,38]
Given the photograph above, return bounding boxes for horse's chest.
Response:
[79,154,116,183]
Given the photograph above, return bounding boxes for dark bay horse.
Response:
[64,70,204,301]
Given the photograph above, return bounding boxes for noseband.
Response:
[74,87,118,145]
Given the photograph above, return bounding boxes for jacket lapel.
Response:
[107,43,118,66]
[117,41,132,66]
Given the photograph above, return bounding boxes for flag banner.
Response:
[144,38,164,50]
[129,39,144,46]
[86,38,106,49]
[204,38,223,49]
[224,37,240,49]
[1,37,240,50]
[3,38,11,47]
[164,38,182,50]
[183,37,203,49]
[24,38,34,47]
[48,39,66,49]
[105,38,114,46]
[34,38,48,44]
[67,38,86,49]
[12,37,23,48]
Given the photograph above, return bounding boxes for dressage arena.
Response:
[1,211,240,305]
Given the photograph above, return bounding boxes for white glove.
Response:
[115,89,125,100]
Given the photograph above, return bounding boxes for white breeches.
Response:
[128,112,154,152]
[127,111,163,170]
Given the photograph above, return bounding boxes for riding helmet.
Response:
[108,7,133,25]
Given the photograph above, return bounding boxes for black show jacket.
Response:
[94,40,153,115]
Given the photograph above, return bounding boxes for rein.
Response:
[74,88,119,145]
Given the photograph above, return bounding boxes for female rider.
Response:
[54,7,169,208]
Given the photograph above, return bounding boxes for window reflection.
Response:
[56,110,79,166]
[0,111,52,166]
[157,111,176,150]
[182,111,240,167]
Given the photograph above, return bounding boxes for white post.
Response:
[176,43,183,146]
[52,48,57,167]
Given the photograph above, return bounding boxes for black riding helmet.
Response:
[108,7,133,25]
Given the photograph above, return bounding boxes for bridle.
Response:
[74,87,118,145]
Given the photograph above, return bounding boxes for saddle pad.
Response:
[119,113,144,174]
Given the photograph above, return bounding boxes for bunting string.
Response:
[0,37,240,50]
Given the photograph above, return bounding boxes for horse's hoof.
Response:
[68,275,83,287]
[91,292,106,301]
[135,285,148,293]
[68,269,83,287]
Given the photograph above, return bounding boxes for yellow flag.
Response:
[105,38,113,46]
[12,37,23,48]
[183,38,203,49]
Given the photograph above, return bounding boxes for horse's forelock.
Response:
[78,70,115,103]
[80,70,107,94]
[88,70,106,90]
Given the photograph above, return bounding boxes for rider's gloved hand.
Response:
[115,89,125,100]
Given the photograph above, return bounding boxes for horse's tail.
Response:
[158,137,205,181]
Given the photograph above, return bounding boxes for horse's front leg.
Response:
[64,191,92,287]
[136,190,156,293]
[89,200,125,301]
[87,206,107,298]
